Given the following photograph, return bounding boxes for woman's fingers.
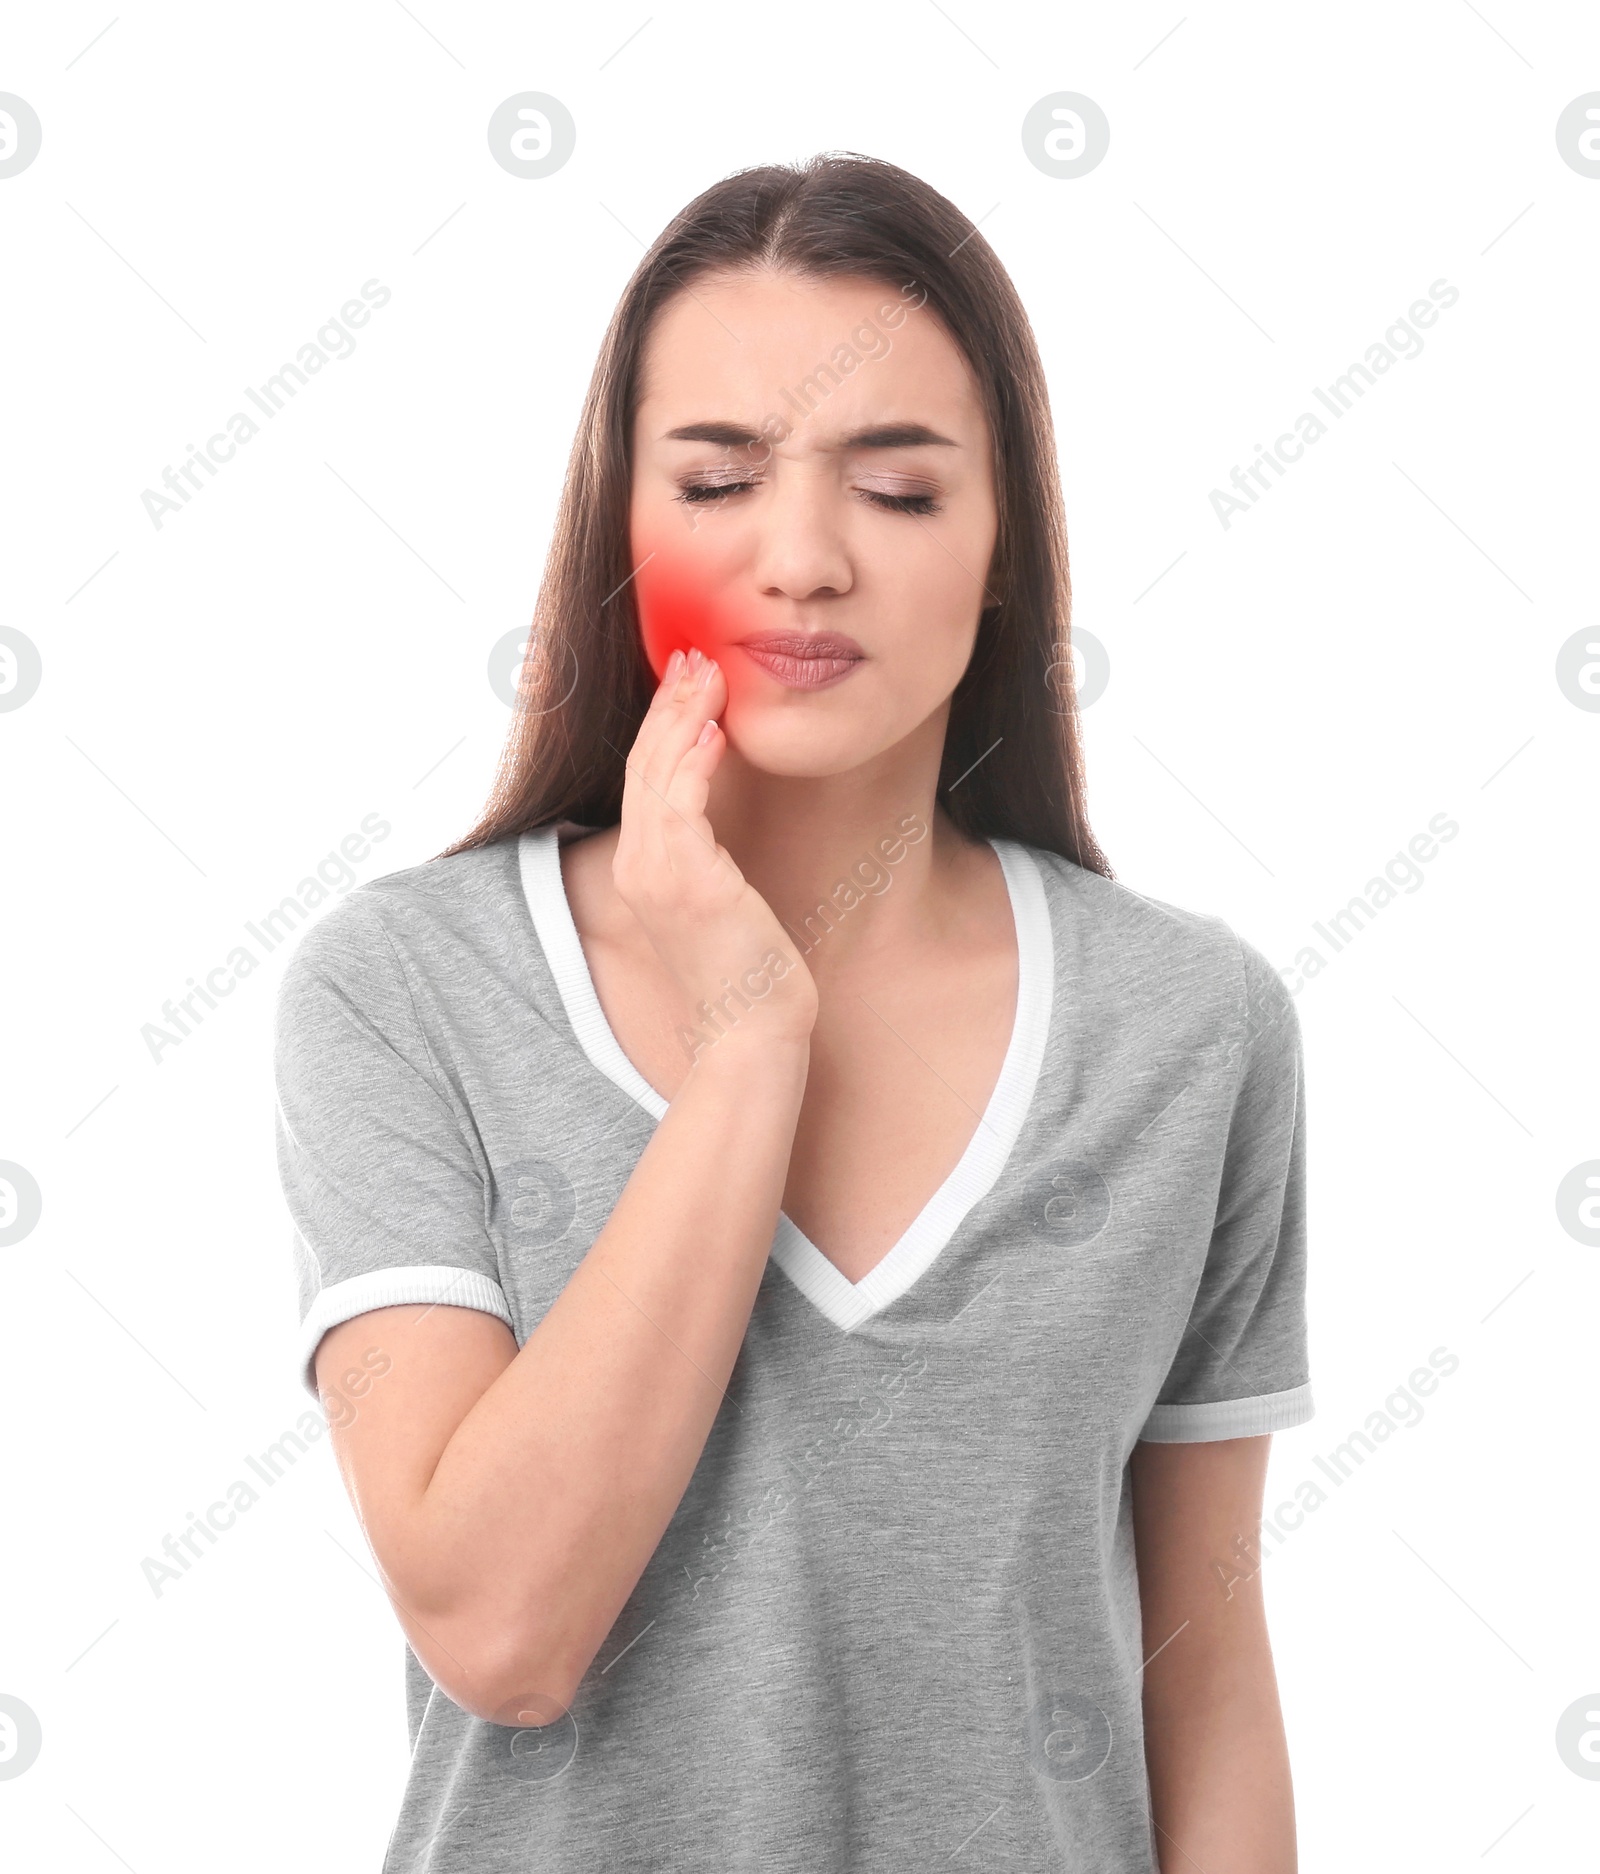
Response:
[659,657,725,787]
[621,649,685,790]
[654,663,729,875]
[636,655,723,805]
[620,649,728,872]
[611,647,817,1043]
[639,651,723,796]
[659,712,724,850]
[626,650,705,792]
[620,649,697,829]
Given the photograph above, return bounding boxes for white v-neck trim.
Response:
[516,826,1054,1331]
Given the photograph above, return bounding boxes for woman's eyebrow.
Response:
[662,420,959,450]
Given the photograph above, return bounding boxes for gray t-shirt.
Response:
[272,826,1312,1873]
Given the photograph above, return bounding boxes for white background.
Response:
[2,3,1597,1868]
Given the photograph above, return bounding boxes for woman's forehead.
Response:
[635,271,982,436]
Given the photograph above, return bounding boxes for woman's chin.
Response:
[719,714,893,782]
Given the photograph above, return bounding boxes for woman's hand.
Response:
[614,647,819,1051]
[318,648,819,1726]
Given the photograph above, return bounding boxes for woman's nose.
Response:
[749,470,854,602]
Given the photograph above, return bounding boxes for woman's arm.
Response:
[1130,1435,1298,1873]
[316,1031,805,1724]
[313,650,817,1724]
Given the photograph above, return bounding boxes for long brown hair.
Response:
[441,152,1111,877]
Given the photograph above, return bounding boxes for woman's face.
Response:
[628,268,1000,779]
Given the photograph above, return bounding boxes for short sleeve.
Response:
[273,895,513,1399]
[1138,936,1313,1442]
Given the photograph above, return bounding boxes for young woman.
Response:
[275,153,1312,1872]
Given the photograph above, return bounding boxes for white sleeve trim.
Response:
[297,1264,515,1398]
[1138,1381,1314,1444]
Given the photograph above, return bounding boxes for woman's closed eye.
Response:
[673,477,943,517]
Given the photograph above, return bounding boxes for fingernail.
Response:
[694,655,717,690]
[686,647,705,676]
[664,648,685,681]
[697,719,718,746]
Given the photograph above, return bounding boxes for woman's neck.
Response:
[701,729,984,976]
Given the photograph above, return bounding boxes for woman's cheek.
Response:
[633,551,743,679]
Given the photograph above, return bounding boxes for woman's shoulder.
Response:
[1005,837,1229,943]
[1007,838,1286,1025]
[277,835,528,994]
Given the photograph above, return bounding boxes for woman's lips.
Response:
[736,633,866,691]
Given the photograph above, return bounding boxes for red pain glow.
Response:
[633,556,747,680]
